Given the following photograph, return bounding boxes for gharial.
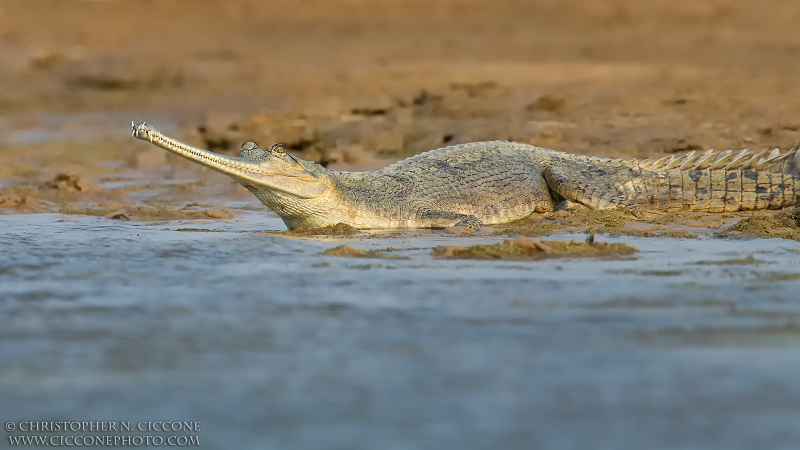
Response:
[131,122,800,230]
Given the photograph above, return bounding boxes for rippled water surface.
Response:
[2,213,800,450]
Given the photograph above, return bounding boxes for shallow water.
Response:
[2,213,800,450]
[1,113,177,145]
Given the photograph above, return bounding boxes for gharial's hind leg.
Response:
[542,166,643,215]
[549,190,571,211]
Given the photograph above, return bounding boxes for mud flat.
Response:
[2,213,800,449]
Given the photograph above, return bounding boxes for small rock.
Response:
[443,226,476,236]
[321,245,367,258]
[203,208,235,219]
[544,210,570,220]
[103,210,130,221]
[503,236,557,254]
[526,95,566,113]
[282,223,358,237]
[39,174,93,192]
[0,194,38,209]
[30,47,63,69]
[431,245,468,258]
[66,59,182,91]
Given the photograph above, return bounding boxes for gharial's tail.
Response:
[627,142,800,211]
[548,142,800,213]
[767,142,797,173]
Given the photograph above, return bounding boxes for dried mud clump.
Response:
[65,59,183,91]
[0,193,45,212]
[691,255,767,266]
[431,236,638,261]
[499,208,644,237]
[59,205,236,221]
[717,207,800,241]
[635,323,800,347]
[599,228,696,239]
[499,221,564,237]
[558,208,636,228]
[281,223,359,237]
[39,174,93,192]
[525,95,566,114]
[131,206,235,221]
[498,207,734,239]
[320,245,409,260]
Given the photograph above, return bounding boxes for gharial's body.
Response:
[132,122,800,230]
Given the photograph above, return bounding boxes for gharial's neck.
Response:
[244,172,347,229]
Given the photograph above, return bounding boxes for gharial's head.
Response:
[131,121,329,199]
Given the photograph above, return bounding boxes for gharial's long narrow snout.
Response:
[131,121,259,176]
[130,122,328,199]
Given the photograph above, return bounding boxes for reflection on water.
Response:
[2,213,800,449]
[2,112,177,145]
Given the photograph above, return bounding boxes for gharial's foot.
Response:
[453,216,484,229]
[420,209,484,229]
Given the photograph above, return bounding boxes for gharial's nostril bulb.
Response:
[241,142,258,151]
[239,141,264,159]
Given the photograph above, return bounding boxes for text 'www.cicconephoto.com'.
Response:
[6,421,200,446]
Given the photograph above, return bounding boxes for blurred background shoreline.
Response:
[4,0,800,216]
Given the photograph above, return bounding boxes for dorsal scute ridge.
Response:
[383,140,799,174]
[627,144,798,174]
[678,151,702,170]
[624,159,640,168]
[795,143,800,173]
[693,150,719,170]
[666,152,692,170]
[723,149,751,169]
[740,149,769,169]
[767,148,780,160]
[650,156,673,169]
[760,152,791,171]
[707,150,735,170]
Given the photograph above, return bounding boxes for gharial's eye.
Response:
[269,143,286,155]
[267,143,314,174]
